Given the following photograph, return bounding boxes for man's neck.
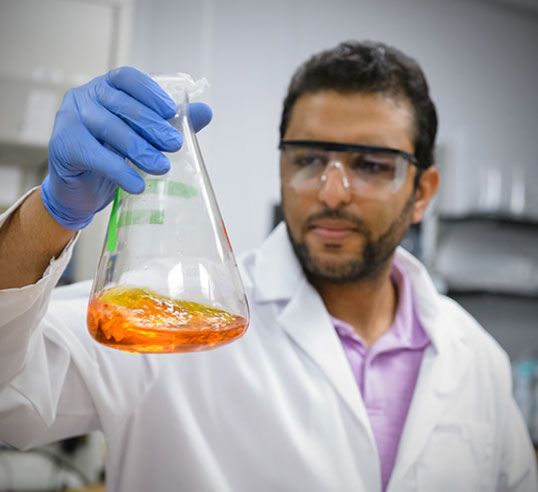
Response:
[310,260,398,348]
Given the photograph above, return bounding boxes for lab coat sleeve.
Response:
[0,191,98,450]
[0,191,159,451]
[495,396,538,492]
[491,346,538,492]
[0,188,78,388]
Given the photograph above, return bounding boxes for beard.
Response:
[284,192,416,284]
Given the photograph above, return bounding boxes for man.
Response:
[0,41,536,491]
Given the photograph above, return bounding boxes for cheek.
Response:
[281,187,300,223]
[367,213,389,240]
[281,188,311,235]
[379,190,416,235]
[356,197,403,239]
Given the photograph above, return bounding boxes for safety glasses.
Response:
[279,140,418,200]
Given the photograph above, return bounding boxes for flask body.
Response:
[87,81,249,353]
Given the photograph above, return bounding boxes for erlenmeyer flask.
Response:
[87,73,249,353]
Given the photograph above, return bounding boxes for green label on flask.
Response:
[117,209,165,227]
[162,180,198,198]
[118,179,198,201]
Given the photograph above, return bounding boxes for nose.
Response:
[318,161,352,209]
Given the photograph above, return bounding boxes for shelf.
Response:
[0,140,48,168]
[447,289,538,300]
[438,213,538,227]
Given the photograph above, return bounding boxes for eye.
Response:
[350,153,395,175]
[289,150,327,169]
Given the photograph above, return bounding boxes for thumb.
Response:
[189,103,213,133]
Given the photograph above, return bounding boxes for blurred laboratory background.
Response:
[0,0,537,489]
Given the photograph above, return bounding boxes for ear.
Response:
[412,166,439,223]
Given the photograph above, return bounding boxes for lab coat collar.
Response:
[251,222,304,303]
[276,276,377,442]
[391,247,445,350]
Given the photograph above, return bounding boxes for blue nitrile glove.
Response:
[41,66,212,230]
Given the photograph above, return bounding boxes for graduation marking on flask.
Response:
[118,178,198,201]
[117,209,165,227]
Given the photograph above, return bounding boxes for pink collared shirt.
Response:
[331,257,430,491]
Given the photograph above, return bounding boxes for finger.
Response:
[82,103,171,175]
[189,102,213,133]
[107,66,177,120]
[65,125,146,194]
[83,106,170,175]
[83,142,146,194]
[95,82,182,152]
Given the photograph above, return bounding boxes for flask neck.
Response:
[169,100,191,133]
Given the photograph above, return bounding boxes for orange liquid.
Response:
[87,286,248,353]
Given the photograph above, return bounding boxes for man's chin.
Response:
[307,266,366,284]
[287,225,375,282]
[302,253,368,283]
[304,236,364,261]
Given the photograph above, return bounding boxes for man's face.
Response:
[280,90,419,283]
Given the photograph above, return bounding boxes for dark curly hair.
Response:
[280,40,438,170]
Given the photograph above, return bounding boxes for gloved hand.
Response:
[41,66,212,230]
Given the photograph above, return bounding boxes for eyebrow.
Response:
[278,139,418,166]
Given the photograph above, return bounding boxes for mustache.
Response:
[304,209,370,235]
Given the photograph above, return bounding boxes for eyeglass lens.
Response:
[281,145,408,197]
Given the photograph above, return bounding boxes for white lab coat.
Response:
[0,195,536,492]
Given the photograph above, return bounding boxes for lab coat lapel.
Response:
[389,250,473,486]
[252,224,374,437]
[277,278,374,434]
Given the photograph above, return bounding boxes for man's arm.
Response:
[0,188,75,289]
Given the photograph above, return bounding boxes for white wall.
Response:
[129,0,538,255]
